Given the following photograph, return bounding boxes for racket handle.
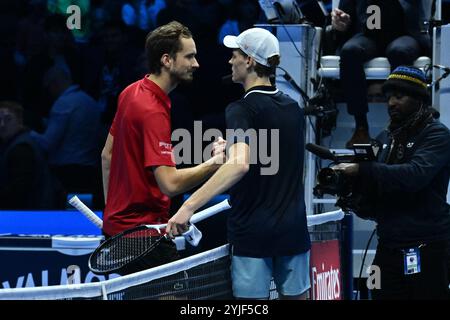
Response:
[69,196,103,229]
[190,199,231,224]
[145,199,231,230]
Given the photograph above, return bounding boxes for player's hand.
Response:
[165,206,194,238]
[211,136,227,164]
[331,8,351,32]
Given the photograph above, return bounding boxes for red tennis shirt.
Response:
[103,76,175,236]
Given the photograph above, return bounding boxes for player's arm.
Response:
[166,142,249,235]
[101,133,113,203]
[153,137,226,197]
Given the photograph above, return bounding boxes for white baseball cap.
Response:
[223,28,280,67]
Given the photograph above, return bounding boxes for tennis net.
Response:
[0,209,344,300]
[0,244,233,300]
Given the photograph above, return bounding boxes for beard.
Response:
[388,112,405,130]
[389,112,415,131]
[388,103,422,130]
[170,68,195,84]
[388,106,428,133]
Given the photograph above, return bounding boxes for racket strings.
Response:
[92,229,162,272]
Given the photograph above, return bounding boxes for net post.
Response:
[340,212,354,300]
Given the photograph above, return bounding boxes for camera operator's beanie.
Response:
[382,66,429,100]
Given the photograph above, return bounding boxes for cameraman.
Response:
[334,66,450,300]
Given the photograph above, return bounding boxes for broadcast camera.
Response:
[278,67,338,137]
[306,142,381,212]
[304,83,338,137]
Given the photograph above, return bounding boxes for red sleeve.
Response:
[142,111,175,168]
[110,90,127,137]
[109,115,117,136]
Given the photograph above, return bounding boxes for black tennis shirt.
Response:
[225,85,311,257]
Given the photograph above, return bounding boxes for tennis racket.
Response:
[68,196,103,228]
[88,199,231,275]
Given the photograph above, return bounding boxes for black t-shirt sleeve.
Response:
[225,102,254,145]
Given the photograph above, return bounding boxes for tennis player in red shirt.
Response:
[101,21,225,242]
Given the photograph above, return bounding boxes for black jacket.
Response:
[357,119,450,248]
[337,0,431,52]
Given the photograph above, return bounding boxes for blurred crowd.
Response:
[1,0,449,211]
[0,0,270,210]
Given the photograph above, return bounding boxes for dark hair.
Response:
[145,21,193,75]
[0,101,23,123]
[238,49,280,78]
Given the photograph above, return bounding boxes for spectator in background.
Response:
[0,0,22,101]
[331,0,430,148]
[15,1,49,132]
[20,14,81,133]
[32,65,102,201]
[0,101,58,209]
[81,21,142,127]
[217,0,261,44]
[89,0,126,40]
[43,14,82,84]
[47,0,91,42]
[15,0,48,70]
[121,0,166,31]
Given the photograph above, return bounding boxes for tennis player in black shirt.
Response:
[167,28,311,300]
